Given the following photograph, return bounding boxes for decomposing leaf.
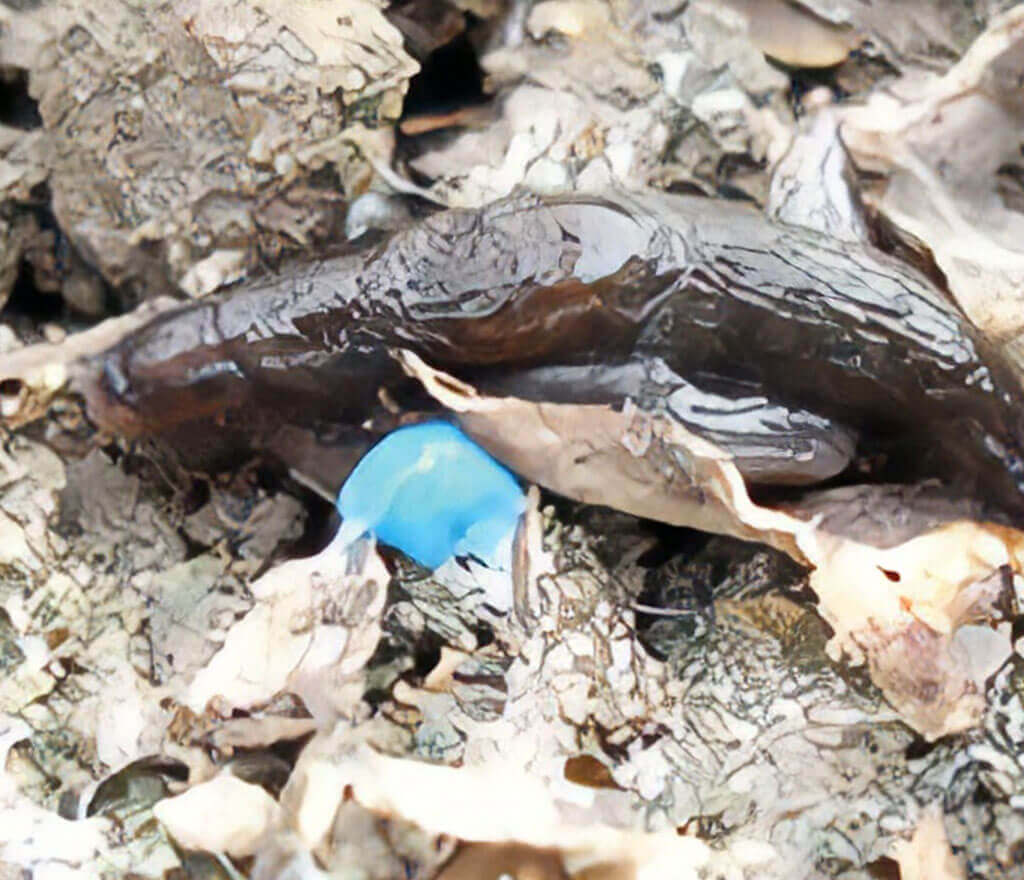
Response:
[186,539,388,721]
[401,350,1020,739]
[2,3,1024,877]
[279,731,710,880]
[3,0,417,300]
[153,772,282,858]
[839,7,1024,368]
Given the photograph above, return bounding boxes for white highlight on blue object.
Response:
[334,421,526,570]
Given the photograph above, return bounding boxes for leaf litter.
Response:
[2,1,1024,879]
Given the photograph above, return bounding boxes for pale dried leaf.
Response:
[892,805,966,880]
[153,773,282,858]
[186,539,388,720]
[839,7,1024,365]
[283,735,710,879]
[204,717,318,755]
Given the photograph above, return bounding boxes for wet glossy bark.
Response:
[85,192,1024,515]
[479,357,857,486]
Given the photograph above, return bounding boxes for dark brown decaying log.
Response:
[83,191,1024,517]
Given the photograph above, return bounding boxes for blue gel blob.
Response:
[336,421,526,569]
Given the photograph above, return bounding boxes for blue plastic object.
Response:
[335,421,526,569]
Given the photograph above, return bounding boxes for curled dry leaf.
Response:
[713,0,863,69]
[202,717,319,756]
[839,7,1024,368]
[281,733,710,880]
[400,351,1020,739]
[186,538,389,721]
[153,773,282,859]
[398,351,809,562]
[785,484,1019,737]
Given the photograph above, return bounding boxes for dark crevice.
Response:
[864,856,901,880]
[411,631,444,679]
[267,728,317,768]
[279,477,339,557]
[177,527,212,561]
[0,66,41,129]
[399,28,488,121]
[1011,616,1024,645]
[634,524,711,570]
[3,259,64,321]
[768,55,844,107]
[1,183,119,325]
[904,734,942,761]
[471,620,495,648]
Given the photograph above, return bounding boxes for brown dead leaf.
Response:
[722,0,863,68]
[281,733,710,879]
[400,351,1023,739]
[185,539,389,721]
[437,843,568,880]
[839,7,1024,369]
[398,350,809,563]
[891,805,966,880]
